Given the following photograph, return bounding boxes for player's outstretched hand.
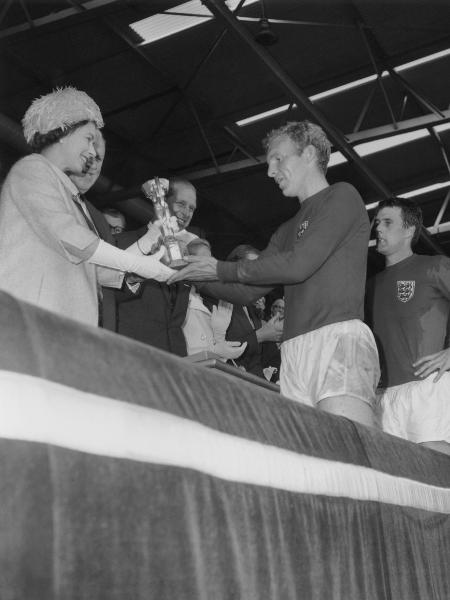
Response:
[413,348,450,382]
[168,255,219,284]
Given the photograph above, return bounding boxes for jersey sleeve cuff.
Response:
[217,260,238,282]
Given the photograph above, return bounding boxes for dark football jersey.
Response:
[368,254,450,387]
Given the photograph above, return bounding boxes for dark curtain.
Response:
[0,291,448,600]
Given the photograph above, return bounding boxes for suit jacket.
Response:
[85,200,121,332]
[261,340,281,381]
[114,228,190,356]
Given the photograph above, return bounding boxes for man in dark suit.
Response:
[72,134,198,354]
[115,178,198,355]
[70,132,121,331]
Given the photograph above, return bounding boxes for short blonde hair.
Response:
[263,120,331,174]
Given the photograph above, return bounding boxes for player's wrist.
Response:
[217,259,237,282]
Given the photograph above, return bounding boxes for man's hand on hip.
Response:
[413,348,450,382]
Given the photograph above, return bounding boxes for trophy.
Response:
[141,177,187,269]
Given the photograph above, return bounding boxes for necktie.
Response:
[72,193,100,237]
[72,193,104,323]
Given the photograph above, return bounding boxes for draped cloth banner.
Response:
[0,291,448,600]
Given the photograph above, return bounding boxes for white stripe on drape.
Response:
[0,370,448,513]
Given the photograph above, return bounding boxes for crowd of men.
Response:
[0,85,448,455]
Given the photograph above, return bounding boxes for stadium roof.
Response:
[1,0,449,260]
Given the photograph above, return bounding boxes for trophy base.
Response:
[168,258,188,270]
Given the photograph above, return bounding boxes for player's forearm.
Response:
[197,280,272,305]
[217,249,325,285]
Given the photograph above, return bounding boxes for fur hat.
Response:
[22,86,104,143]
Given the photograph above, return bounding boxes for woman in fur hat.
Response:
[0,87,173,326]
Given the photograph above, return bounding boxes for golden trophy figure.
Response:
[141,177,187,269]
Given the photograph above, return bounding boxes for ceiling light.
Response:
[237,48,449,127]
[395,48,450,73]
[434,122,450,134]
[354,128,429,157]
[400,180,450,198]
[254,17,278,46]
[365,180,450,214]
[236,104,293,126]
[236,73,382,127]
[254,1,278,46]
[328,152,346,167]
[130,0,258,45]
[309,73,381,102]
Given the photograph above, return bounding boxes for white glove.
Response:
[211,300,234,343]
[263,366,278,381]
[125,217,179,256]
[88,240,175,282]
[214,340,247,361]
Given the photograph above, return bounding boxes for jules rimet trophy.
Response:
[141,176,187,269]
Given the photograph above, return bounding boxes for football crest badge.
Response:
[397,280,415,302]
[297,220,309,238]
